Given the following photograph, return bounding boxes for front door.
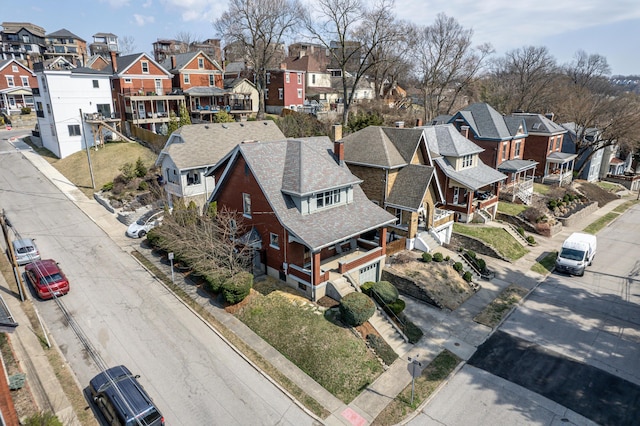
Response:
[137,102,146,119]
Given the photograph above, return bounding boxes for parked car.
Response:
[126,210,163,239]
[24,259,70,299]
[12,238,41,266]
[89,365,164,426]
[555,232,597,276]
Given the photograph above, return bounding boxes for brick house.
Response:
[43,29,87,66]
[450,103,538,204]
[109,51,185,135]
[208,137,396,301]
[423,124,507,223]
[340,125,455,251]
[511,112,574,187]
[264,66,305,114]
[0,58,37,114]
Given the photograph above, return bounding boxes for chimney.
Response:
[415,118,423,127]
[460,125,470,139]
[394,121,404,128]
[171,55,177,69]
[331,124,342,142]
[334,140,345,165]
[280,62,287,70]
[110,50,118,73]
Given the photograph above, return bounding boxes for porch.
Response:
[542,152,577,187]
[497,159,538,205]
[123,92,185,126]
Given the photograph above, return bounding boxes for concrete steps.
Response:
[415,231,440,253]
[368,309,413,357]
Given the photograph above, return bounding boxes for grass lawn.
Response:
[453,224,529,261]
[372,350,460,425]
[531,251,558,275]
[613,200,639,214]
[237,291,382,403]
[583,212,619,234]
[596,181,623,192]
[28,138,158,199]
[474,284,528,328]
[498,201,527,216]
[534,183,551,195]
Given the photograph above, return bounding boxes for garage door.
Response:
[359,263,379,284]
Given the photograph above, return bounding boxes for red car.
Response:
[25,259,70,300]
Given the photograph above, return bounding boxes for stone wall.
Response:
[381,269,442,309]
[558,201,598,227]
[496,212,537,233]
[446,232,508,262]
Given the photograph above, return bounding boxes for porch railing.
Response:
[338,247,383,274]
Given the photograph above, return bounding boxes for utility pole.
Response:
[408,355,422,406]
[79,109,96,189]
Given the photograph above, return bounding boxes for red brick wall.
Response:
[523,134,553,176]
[468,134,500,168]
[0,63,38,90]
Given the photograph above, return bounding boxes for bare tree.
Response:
[175,31,200,53]
[564,50,611,91]
[409,14,493,122]
[304,0,402,124]
[214,0,305,119]
[482,45,559,114]
[119,35,136,55]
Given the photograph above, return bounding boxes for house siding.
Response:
[523,134,557,177]
[348,165,386,203]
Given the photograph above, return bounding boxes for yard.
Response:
[235,286,383,403]
[453,224,529,262]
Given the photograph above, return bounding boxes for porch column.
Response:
[311,251,321,286]
[380,228,388,255]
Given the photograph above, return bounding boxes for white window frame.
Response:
[243,193,252,218]
[198,58,204,69]
[316,189,341,209]
[265,88,269,99]
[266,73,270,84]
[297,73,302,84]
[453,187,460,204]
[461,154,473,168]
[502,142,508,160]
[6,76,14,87]
[186,170,201,186]
[183,74,190,84]
[124,77,132,84]
[209,74,214,86]
[21,76,29,87]
[514,140,522,158]
[285,73,290,83]
[297,88,302,99]
[141,61,149,73]
[68,124,81,136]
[11,65,18,73]
[270,233,280,249]
[278,88,283,100]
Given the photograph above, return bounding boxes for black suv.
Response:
[89,365,164,426]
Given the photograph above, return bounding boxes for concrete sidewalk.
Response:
[10,140,637,426]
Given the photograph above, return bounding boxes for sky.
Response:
[7,0,640,76]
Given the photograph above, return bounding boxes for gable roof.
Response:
[385,165,435,211]
[46,28,85,42]
[434,156,507,190]
[341,126,424,168]
[512,113,567,135]
[160,50,222,73]
[115,53,171,77]
[452,103,524,141]
[421,124,484,157]
[220,138,396,250]
[156,121,285,170]
[0,59,34,75]
[283,55,325,73]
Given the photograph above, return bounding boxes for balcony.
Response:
[433,208,455,228]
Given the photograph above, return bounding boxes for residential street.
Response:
[0,136,318,425]
[410,203,640,425]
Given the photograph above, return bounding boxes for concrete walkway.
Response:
[5,137,636,425]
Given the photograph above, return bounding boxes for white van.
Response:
[555,232,597,276]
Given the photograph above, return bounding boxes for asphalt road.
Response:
[0,137,316,424]
[411,203,640,425]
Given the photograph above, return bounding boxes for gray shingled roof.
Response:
[70,67,112,75]
[454,103,518,141]
[422,124,484,157]
[115,53,170,76]
[385,165,434,211]
[46,28,85,42]
[238,138,397,250]
[184,86,227,96]
[547,152,577,163]
[435,157,506,190]
[160,51,199,71]
[341,126,422,168]
[497,159,538,173]
[512,113,566,135]
[156,121,285,170]
[281,137,360,196]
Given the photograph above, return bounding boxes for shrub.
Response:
[475,258,486,272]
[203,270,230,294]
[453,262,463,272]
[385,298,406,315]
[398,314,423,344]
[138,180,149,191]
[548,199,558,209]
[366,334,398,366]
[360,281,375,295]
[445,255,450,261]
[23,412,62,426]
[517,226,525,236]
[463,271,473,282]
[339,292,376,326]
[119,162,137,183]
[135,157,147,177]
[371,281,399,304]
[466,250,476,259]
[221,271,253,304]
[102,181,114,191]
[21,106,32,115]
[421,252,432,263]
[432,252,444,262]
[526,235,536,244]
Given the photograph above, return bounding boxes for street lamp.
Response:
[408,355,422,405]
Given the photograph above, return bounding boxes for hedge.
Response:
[360,281,375,296]
[366,334,398,366]
[422,252,432,263]
[221,271,253,304]
[339,292,376,326]
[371,281,399,305]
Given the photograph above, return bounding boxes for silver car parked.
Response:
[12,238,41,266]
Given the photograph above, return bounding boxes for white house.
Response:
[33,62,114,158]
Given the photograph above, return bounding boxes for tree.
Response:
[119,35,136,55]
[304,0,403,124]
[178,103,191,127]
[481,46,559,114]
[409,14,493,122]
[214,0,304,120]
[175,31,200,53]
